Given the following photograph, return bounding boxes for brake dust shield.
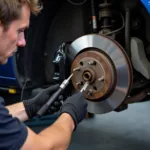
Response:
[68,34,132,114]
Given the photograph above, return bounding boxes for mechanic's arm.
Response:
[23,113,74,150]
[6,102,28,121]
[6,85,62,122]
[22,93,87,150]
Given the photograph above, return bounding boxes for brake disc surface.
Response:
[68,34,132,114]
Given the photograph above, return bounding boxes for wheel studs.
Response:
[73,67,81,72]
[88,89,93,96]
[88,60,96,65]
[76,81,83,86]
[98,76,105,82]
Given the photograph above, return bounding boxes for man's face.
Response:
[0,4,30,64]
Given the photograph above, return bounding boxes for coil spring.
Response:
[98,0,113,34]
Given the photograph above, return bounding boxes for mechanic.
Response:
[0,0,87,150]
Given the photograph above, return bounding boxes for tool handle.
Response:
[37,88,62,117]
[36,104,49,117]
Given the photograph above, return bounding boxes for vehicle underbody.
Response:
[14,0,150,114]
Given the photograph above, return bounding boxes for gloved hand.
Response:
[23,84,62,119]
[60,92,87,130]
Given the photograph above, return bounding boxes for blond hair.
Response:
[0,0,42,29]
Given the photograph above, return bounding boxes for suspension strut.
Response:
[98,0,113,35]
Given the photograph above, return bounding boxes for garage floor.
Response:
[68,101,150,150]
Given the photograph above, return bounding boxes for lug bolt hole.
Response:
[81,81,84,85]
[80,61,83,66]
[93,86,97,91]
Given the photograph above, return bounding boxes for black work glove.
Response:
[60,92,88,130]
[23,84,62,119]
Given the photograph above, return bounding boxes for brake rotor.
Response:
[68,34,133,114]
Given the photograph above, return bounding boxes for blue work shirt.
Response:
[0,97,28,150]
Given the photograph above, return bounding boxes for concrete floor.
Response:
[68,101,150,150]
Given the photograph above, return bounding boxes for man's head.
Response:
[0,0,41,64]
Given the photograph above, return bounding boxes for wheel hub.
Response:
[71,51,115,100]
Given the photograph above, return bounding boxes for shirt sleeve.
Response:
[0,97,28,150]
